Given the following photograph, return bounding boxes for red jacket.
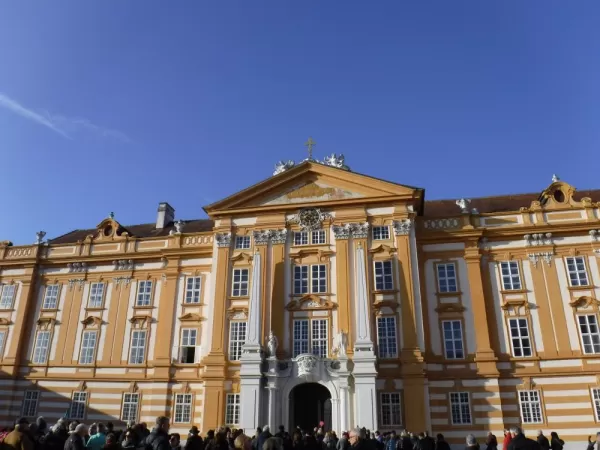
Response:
[503,435,512,450]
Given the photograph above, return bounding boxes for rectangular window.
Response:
[437,263,458,293]
[380,393,402,427]
[121,393,139,422]
[42,285,60,309]
[294,266,309,295]
[32,331,50,364]
[377,317,398,358]
[129,330,147,364]
[509,318,532,357]
[185,277,202,304]
[311,265,327,293]
[69,392,87,420]
[180,329,197,364]
[293,320,309,357]
[373,226,390,241]
[235,236,251,249]
[449,392,471,425]
[519,390,543,424]
[311,319,328,358]
[174,394,192,423]
[566,256,589,287]
[311,230,326,245]
[225,394,240,426]
[0,330,6,358]
[232,269,249,297]
[22,391,40,417]
[229,322,247,361]
[136,281,153,307]
[0,284,16,309]
[88,283,105,308]
[578,315,600,354]
[374,261,394,291]
[442,320,465,359]
[500,262,522,290]
[79,330,97,364]
[294,232,308,246]
[592,388,600,422]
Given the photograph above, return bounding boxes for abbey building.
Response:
[0,155,600,446]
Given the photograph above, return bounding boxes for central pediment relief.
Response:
[179,313,205,322]
[260,181,364,206]
[286,294,337,311]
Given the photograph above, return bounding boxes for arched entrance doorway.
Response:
[289,383,332,432]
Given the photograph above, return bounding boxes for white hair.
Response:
[466,435,477,446]
[263,425,270,432]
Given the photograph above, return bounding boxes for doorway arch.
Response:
[289,383,332,432]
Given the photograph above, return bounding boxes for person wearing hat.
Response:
[184,426,204,450]
[3,418,34,450]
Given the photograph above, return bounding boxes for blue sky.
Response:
[1,2,599,244]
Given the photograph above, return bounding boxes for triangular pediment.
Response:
[204,161,423,215]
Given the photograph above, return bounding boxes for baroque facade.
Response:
[1,157,600,446]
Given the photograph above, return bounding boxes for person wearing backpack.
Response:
[549,433,563,450]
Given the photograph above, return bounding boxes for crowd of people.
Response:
[0,415,598,450]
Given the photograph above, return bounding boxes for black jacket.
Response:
[507,435,541,450]
[185,435,204,450]
[537,436,549,450]
[64,434,85,450]
[420,438,435,450]
[144,428,170,450]
[435,441,450,450]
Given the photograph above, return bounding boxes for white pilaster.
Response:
[339,387,348,432]
[267,385,277,431]
[354,244,374,350]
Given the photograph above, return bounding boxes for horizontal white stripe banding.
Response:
[431,419,449,425]
[137,383,171,390]
[40,392,67,399]
[427,364,444,371]
[143,394,170,400]
[475,418,505,424]
[473,405,502,412]
[429,394,447,400]
[545,402,592,410]
[47,368,77,374]
[36,380,80,388]
[95,368,127,375]
[499,379,521,386]
[36,401,69,408]
[140,416,158,423]
[430,407,447,413]
[86,382,131,389]
[539,359,583,368]
[89,404,121,410]
[143,405,170,411]
[547,415,595,423]
[544,390,590,397]
[0,400,15,406]
[90,393,124,400]
[534,376,597,385]
[430,381,454,388]
[462,379,499,387]
[88,414,120,421]
[194,407,203,412]
[587,360,600,365]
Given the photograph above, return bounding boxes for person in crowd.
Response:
[588,433,600,450]
[143,416,171,450]
[291,430,304,450]
[234,434,253,450]
[65,424,88,450]
[348,429,366,450]
[420,433,435,450]
[536,432,549,450]
[434,434,450,450]
[169,433,182,450]
[185,426,204,450]
[486,432,498,450]
[549,433,563,450]
[507,427,541,450]
[465,434,479,450]
[336,433,349,450]
[258,427,272,450]
[385,432,398,450]
[324,432,337,450]
[121,429,138,450]
[264,437,283,450]
[503,431,512,450]
[45,419,70,450]
[252,429,263,450]
[103,434,120,450]
[400,432,413,450]
[86,423,107,450]
[88,425,98,440]
[4,418,34,450]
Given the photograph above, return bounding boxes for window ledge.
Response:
[181,302,204,307]
[290,293,333,298]
[133,305,154,310]
[85,307,105,312]
[228,296,250,301]
[568,285,595,291]
[500,289,528,295]
[373,289,399,295]
[436,291,462,297]
[0,308,15,312]
[40,308,59,312]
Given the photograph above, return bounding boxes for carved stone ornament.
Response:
[35,231,46,245]
[253,229,288,246]
[332,224,352,240]
[393,219,412,236]
[352,222,369,239]
[590,230,600,242]
[456,198,471,214]
[335,331,348,357]
[524,233,553,247]
[174,220,184,234]
[68,262,88,273]
[113,276,132,287]
[68,278,85,290]
[216,233,232,248]
[332,222,370,240]
[273,160,295,176]
[296,354,319,377]
[306,300,321,308]
[288,208,332,231]
[230,310,247,320]
[423,218,460,230]
[113,259,134,271]
[528,252,553,268]
[266,330,278,358]
[322,153,350,171]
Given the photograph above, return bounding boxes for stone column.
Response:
[153,259,180,378]
[267,384,277,431]
[265,230,287,358]
[339,385,349,432]
[239,250,264,434]
[333,226,353,356]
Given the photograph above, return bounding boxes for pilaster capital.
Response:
[216,233,232,248]
[393,219,412,236]
[332,222,370,240]
[253,229,288,246]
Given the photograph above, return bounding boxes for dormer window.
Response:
[103,225,113,236]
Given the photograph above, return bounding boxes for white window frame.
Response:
[0,330,6,358]
[500,262,522,291]
[377,316,398,358]
[42,285,60,310]
[437,263,458,293]
[121,393,139,422]
[566,256,589,287]
[449,392,472,425]
[294,231,309,246]
[235,236,251,249]
[0,284,16,309]
[22,391,40,418]
[225,393,240,426]
[372,226,390,241]
[229,321,247,361]
[179,328,198,364]
[311,264,327,293]
[293,319,328,358]
[79,330,98,364]
[185,277,202,304]
[518,390,543,424]
[232,269,249,297]
[174,393,192,423]
[380,392,402,427]
[88,282,105,308]
[578,315,600,354]
[294,264,327,294]
[374,260,394,291]
[442,320,465,360]
[508,317,533,357]
[311,230,326,245]
[32,330,51,364]
[591,388,600,422]
[129,330,147,364]
[69,392,87,420]
[136,281,153,307]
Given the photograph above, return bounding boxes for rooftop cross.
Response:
[304,137,316,160]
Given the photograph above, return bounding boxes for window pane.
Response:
[229,322,247,361]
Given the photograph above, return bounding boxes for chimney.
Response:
[156,202,175,229]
